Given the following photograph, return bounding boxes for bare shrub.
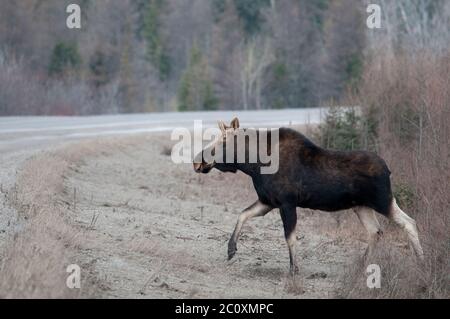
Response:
[0,52,47,115]
[342,51,450,298]
[0,51,119,116]
[160,144,173,157]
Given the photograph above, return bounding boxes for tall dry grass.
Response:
[0,154,83,298]
[342,51,449,298]
[0,141,127,298]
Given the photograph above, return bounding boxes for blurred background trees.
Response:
[0,0,448,115]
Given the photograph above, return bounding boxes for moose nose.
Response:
[193,162,203,173]
[193,151,204,173]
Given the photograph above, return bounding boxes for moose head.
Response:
[193,118,240,174]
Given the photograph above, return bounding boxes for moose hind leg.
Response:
[389,199,424,260]
[228,200,272,260]
[354,207,382,259]
[280,205,299,275]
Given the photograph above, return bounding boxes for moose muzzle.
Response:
[193,151,215,174]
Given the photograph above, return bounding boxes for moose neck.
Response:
[236,162,262,177]
[214,128,274,178]
[215,161,262,178]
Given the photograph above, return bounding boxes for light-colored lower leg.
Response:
[390,199,424,260]
[280,206,299,275]
[287,230,299,275]
[228,200,272,260]
[354,207,382,257]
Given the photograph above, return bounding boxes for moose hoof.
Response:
[228,241,237,260]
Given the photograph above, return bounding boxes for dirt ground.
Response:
[58,132,374,299]
[1,130,391,298]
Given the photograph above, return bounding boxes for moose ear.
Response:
[230,117,240,130]
[218,121,226,133]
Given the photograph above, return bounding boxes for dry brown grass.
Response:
[0,139,142,298]
[341,51,450,298]
[0,154,82,298]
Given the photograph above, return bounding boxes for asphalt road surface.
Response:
[0,108,327,153]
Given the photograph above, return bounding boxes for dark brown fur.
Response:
[213,128,393,215]
[195,124,402,273]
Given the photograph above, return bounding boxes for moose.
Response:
[193,118,424,274]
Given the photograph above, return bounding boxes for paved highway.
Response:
[0,108,327,153]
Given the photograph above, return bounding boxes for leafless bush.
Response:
[0,51,119,116]
[0,52,46,115]
[45,78,120,115]
[343,51,450,298]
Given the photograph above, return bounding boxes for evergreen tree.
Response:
[178,45,218,111]
[140,0,171,80]
[48,42,81,76]
[233,0,270,36]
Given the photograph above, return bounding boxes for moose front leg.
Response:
[228,200,273,260]
[280,205,299,275]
